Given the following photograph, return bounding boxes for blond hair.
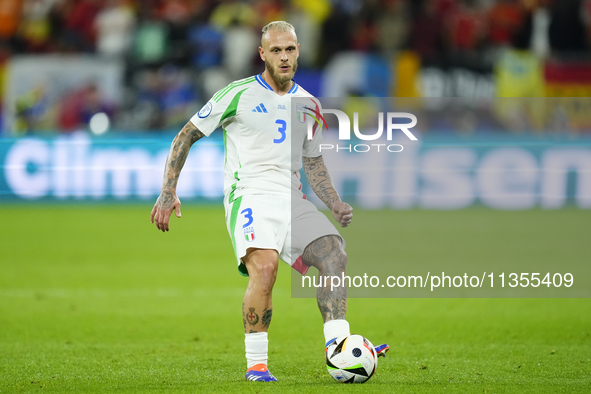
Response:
[261,21,296,44]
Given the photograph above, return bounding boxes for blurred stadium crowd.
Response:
[1,0,591,134]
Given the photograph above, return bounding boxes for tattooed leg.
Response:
[303,235,347,322]
[242,248,278,333]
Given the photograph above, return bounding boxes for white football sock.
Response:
[324,319,350,346]
[245,332,268,369]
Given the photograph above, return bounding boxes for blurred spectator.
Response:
[47,0,71,51]
[95,0,136,58]
[0,0,23,39]
[14,82,50,133]
[210,0,257,29]
[131,65,198,130]
[291,0,332,24]
[188,23,223,69]
[160,0,196,64]
[131,68,162,129]
[446,0,487,52]
[584,0,591,46]
[133,5,169,64]
[319,6,352,65]
[186,1,222,69]
[160,0,194,24]
[350,1,380,52]
[58,82,114,132]
[377,0,410,58]
[486,0,525,46]
[18,0,57,52]
[252,0,286,26]
[158,65,198,128]
[530,0,551,58]
[61,0,103,52]
[409,0,445,62]
[434,0,461,20]
[548,0,589,55]
[209,0,258,78]
[512,0,551,58]
[222,21,258,79]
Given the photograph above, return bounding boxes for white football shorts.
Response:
[224,194,343,276]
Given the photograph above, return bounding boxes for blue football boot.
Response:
[374,343,390,358]
[245,364,277,382]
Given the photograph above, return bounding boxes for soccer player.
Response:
[150,21,388,382]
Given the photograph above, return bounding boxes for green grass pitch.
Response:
[0,205,590,393]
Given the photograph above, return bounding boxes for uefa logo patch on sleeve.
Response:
[244,226,255,242]
[198,101,213,118]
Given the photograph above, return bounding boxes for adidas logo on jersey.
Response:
[252,103,268,113]
[278,105,286,110]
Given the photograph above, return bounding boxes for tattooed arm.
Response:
[303,155,353,227]
[150,121,205,232]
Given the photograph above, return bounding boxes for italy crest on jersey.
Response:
[244,226,255,242]
[296,102,307,123]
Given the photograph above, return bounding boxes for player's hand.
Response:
[150,190,181,232]
[331,201,353,228]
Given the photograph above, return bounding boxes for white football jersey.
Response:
[190,74,323,202]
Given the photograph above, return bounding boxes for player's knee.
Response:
[326,235,346,257]
[329,244,347,274]
[255,263,277,295]
[248,258,278,294]
[306,235,347,274]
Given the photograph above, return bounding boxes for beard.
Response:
[265,59,298,86]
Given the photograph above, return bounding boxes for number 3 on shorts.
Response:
[274,119,286,143]
[241,208,253,228]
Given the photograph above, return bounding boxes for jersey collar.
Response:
[288,81,299,94]
[256,73,298,94]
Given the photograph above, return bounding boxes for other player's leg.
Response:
[242,248,278,382]
[303,235,390,358]
[302,235,351,346]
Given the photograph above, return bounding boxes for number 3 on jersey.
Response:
[274,119,286,143]
[241,208,253,228]
[241,208,255,242]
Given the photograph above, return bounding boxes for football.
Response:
[326,334,378,383]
